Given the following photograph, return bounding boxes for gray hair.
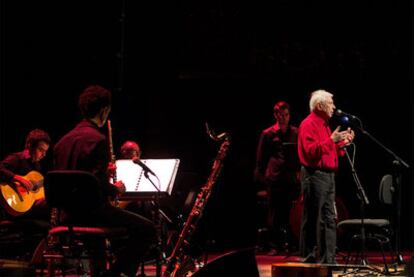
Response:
[309,89,333,112]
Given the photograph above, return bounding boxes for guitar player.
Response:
[0,129,50,222]
[0,128,51,256]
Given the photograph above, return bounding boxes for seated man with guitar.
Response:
[0,128,51,256]
[0,128,51,218]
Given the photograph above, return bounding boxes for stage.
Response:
[131,250,413,277]
[0,250,412,276]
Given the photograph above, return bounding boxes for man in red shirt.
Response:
[298,89,354,264]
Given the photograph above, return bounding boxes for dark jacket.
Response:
[54,119,117,203]
[255,124,300,185]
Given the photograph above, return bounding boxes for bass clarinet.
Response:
[164,125,230,277]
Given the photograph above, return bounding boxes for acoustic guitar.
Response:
[0,171,44,216]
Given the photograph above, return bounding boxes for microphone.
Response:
[133,158,156,176]
[216,132,228,140]
[335,109,357,119]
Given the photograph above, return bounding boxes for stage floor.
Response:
[1,250,411,276]
[256,251,412,277]
[140,250,413,277]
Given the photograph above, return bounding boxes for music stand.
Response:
[116,159,179,197]
[116,159,180,277]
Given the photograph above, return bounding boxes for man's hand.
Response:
[342,127,355,146]
[113,180,126,194]
[331,126,344,142]
[331,126,355,144]
[107,162,117,178]
[13,175,32,193]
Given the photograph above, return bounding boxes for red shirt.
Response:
[298,111,344,171]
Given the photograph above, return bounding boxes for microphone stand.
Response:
[340,146,385,277]
[353,119,410,265]
[345,146,370,266]
[138,169,167,277]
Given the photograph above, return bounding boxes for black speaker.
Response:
[192,248,259,277]
[406,256,414,277]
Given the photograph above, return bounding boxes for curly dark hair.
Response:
[78,85,112,118]
[25,129,51,151]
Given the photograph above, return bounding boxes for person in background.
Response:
[118,139,159,230]
[120,140,141,160]
[117,139,146,211]
[254,101,301,255]
[298,89,354,264]
[54,84,156,276]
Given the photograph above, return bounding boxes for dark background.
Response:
[1,1,413,251]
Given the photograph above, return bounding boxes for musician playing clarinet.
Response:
[54,84,156,277]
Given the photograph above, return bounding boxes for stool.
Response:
[43,225,127,276]
[41,170,129,276]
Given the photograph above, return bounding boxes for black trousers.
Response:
[267,178,299,247]
[299,167,336,263]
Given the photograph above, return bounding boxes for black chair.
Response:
[41,170,127,276]
[337,174,394,273]
[0,197,50,265]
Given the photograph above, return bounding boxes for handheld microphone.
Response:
[133,158,156,176]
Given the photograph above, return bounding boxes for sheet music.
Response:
[116,159,180,195]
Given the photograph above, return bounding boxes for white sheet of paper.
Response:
[116,159,180,195]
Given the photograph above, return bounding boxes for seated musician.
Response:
[0,129,51,256]
[120,140,142,160]
[118,140,155,219]
[53,85,156,277]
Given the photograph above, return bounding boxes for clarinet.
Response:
[164,127,230,277]
[107,119,119,207]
